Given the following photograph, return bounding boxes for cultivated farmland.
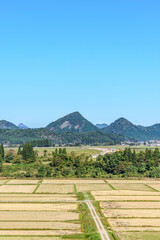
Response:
[36,184,74,193]
[0,178,160,239]
[91,179,160,240]
[76,183,111,192]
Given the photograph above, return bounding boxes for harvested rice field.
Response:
[92,190,160,195]
[91,183,160,240]
[103,209,160,218]
[107,179,160,184]
[0,211,79,221]
[0,221,80,230]
[114,227,160,231]
[108,218,160,227]
[43,179,105,183]
[148,184,160,191]
[0,230,81,235]
[0,178,160,239]
[7,180,39,184]
[0,238,65,240]
[94,195,160,201]
[0,180,7,184]
[0,194,77,202]
[0,185,36,193]
[111,183,155,191]
[76,183,111,192]
[117,232,160,240]
[0,203,77,211]
[0,238,67,240]
[100,201,160,208]
[36,184,74,193]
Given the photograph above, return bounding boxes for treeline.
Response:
[28,139,52,147]
[1,145,160,178]
[48,148,160,178]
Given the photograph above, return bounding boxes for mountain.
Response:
[96,123,108,129]
[0,120,18,130]
[101,118,160,141]
[137,124,160,140]
[0,128,123,145]
[46,112,98,133]
[18,123,29,129]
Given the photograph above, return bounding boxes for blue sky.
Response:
[0,0,160,128]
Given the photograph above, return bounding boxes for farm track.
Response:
[84,193,110,240]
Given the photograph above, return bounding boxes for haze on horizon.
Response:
[0,0,160,128]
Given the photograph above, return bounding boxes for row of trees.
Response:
[48,147,160,178]
[1,143,160,178]
[1,143,36,166]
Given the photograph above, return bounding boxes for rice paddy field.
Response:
[91,179,160,240]
[0,179,160,239]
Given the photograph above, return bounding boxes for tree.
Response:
[22,143,36,163]
[0,144,4,160]
[5,150,15,163]
[132,150,137,165]
[17,146,22,155]
[0,155,3,172]
[43,150,47,157]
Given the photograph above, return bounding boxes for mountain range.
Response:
[1,112,160,143]
[101,118,160,141]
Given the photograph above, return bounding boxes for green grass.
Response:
[79,202,101,240]
[5,147,101,157]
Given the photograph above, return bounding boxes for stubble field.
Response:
[0,178,160,239]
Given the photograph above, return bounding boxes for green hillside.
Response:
[102,118,160,141]
[0,128,123,145]
[0,120,18,130]
[46,111,98,133]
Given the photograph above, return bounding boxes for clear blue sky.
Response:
[0,0,160,128]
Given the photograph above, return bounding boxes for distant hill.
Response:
[0,120,18,130]
[96,123,108,129]
[46,112,98,133]
[101,118,160,141]
[137,124,160,140]
[18,123,29,129]
[0,128,123,145]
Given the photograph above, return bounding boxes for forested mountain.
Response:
[102,118,160,141]
[0,128,123,145]
[96,123,108,129]
[18,123,29,129]
[46,112,98,133]
[0,120,18,130]
[1,113,160,143]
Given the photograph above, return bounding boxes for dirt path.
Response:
[84,193,110,240]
